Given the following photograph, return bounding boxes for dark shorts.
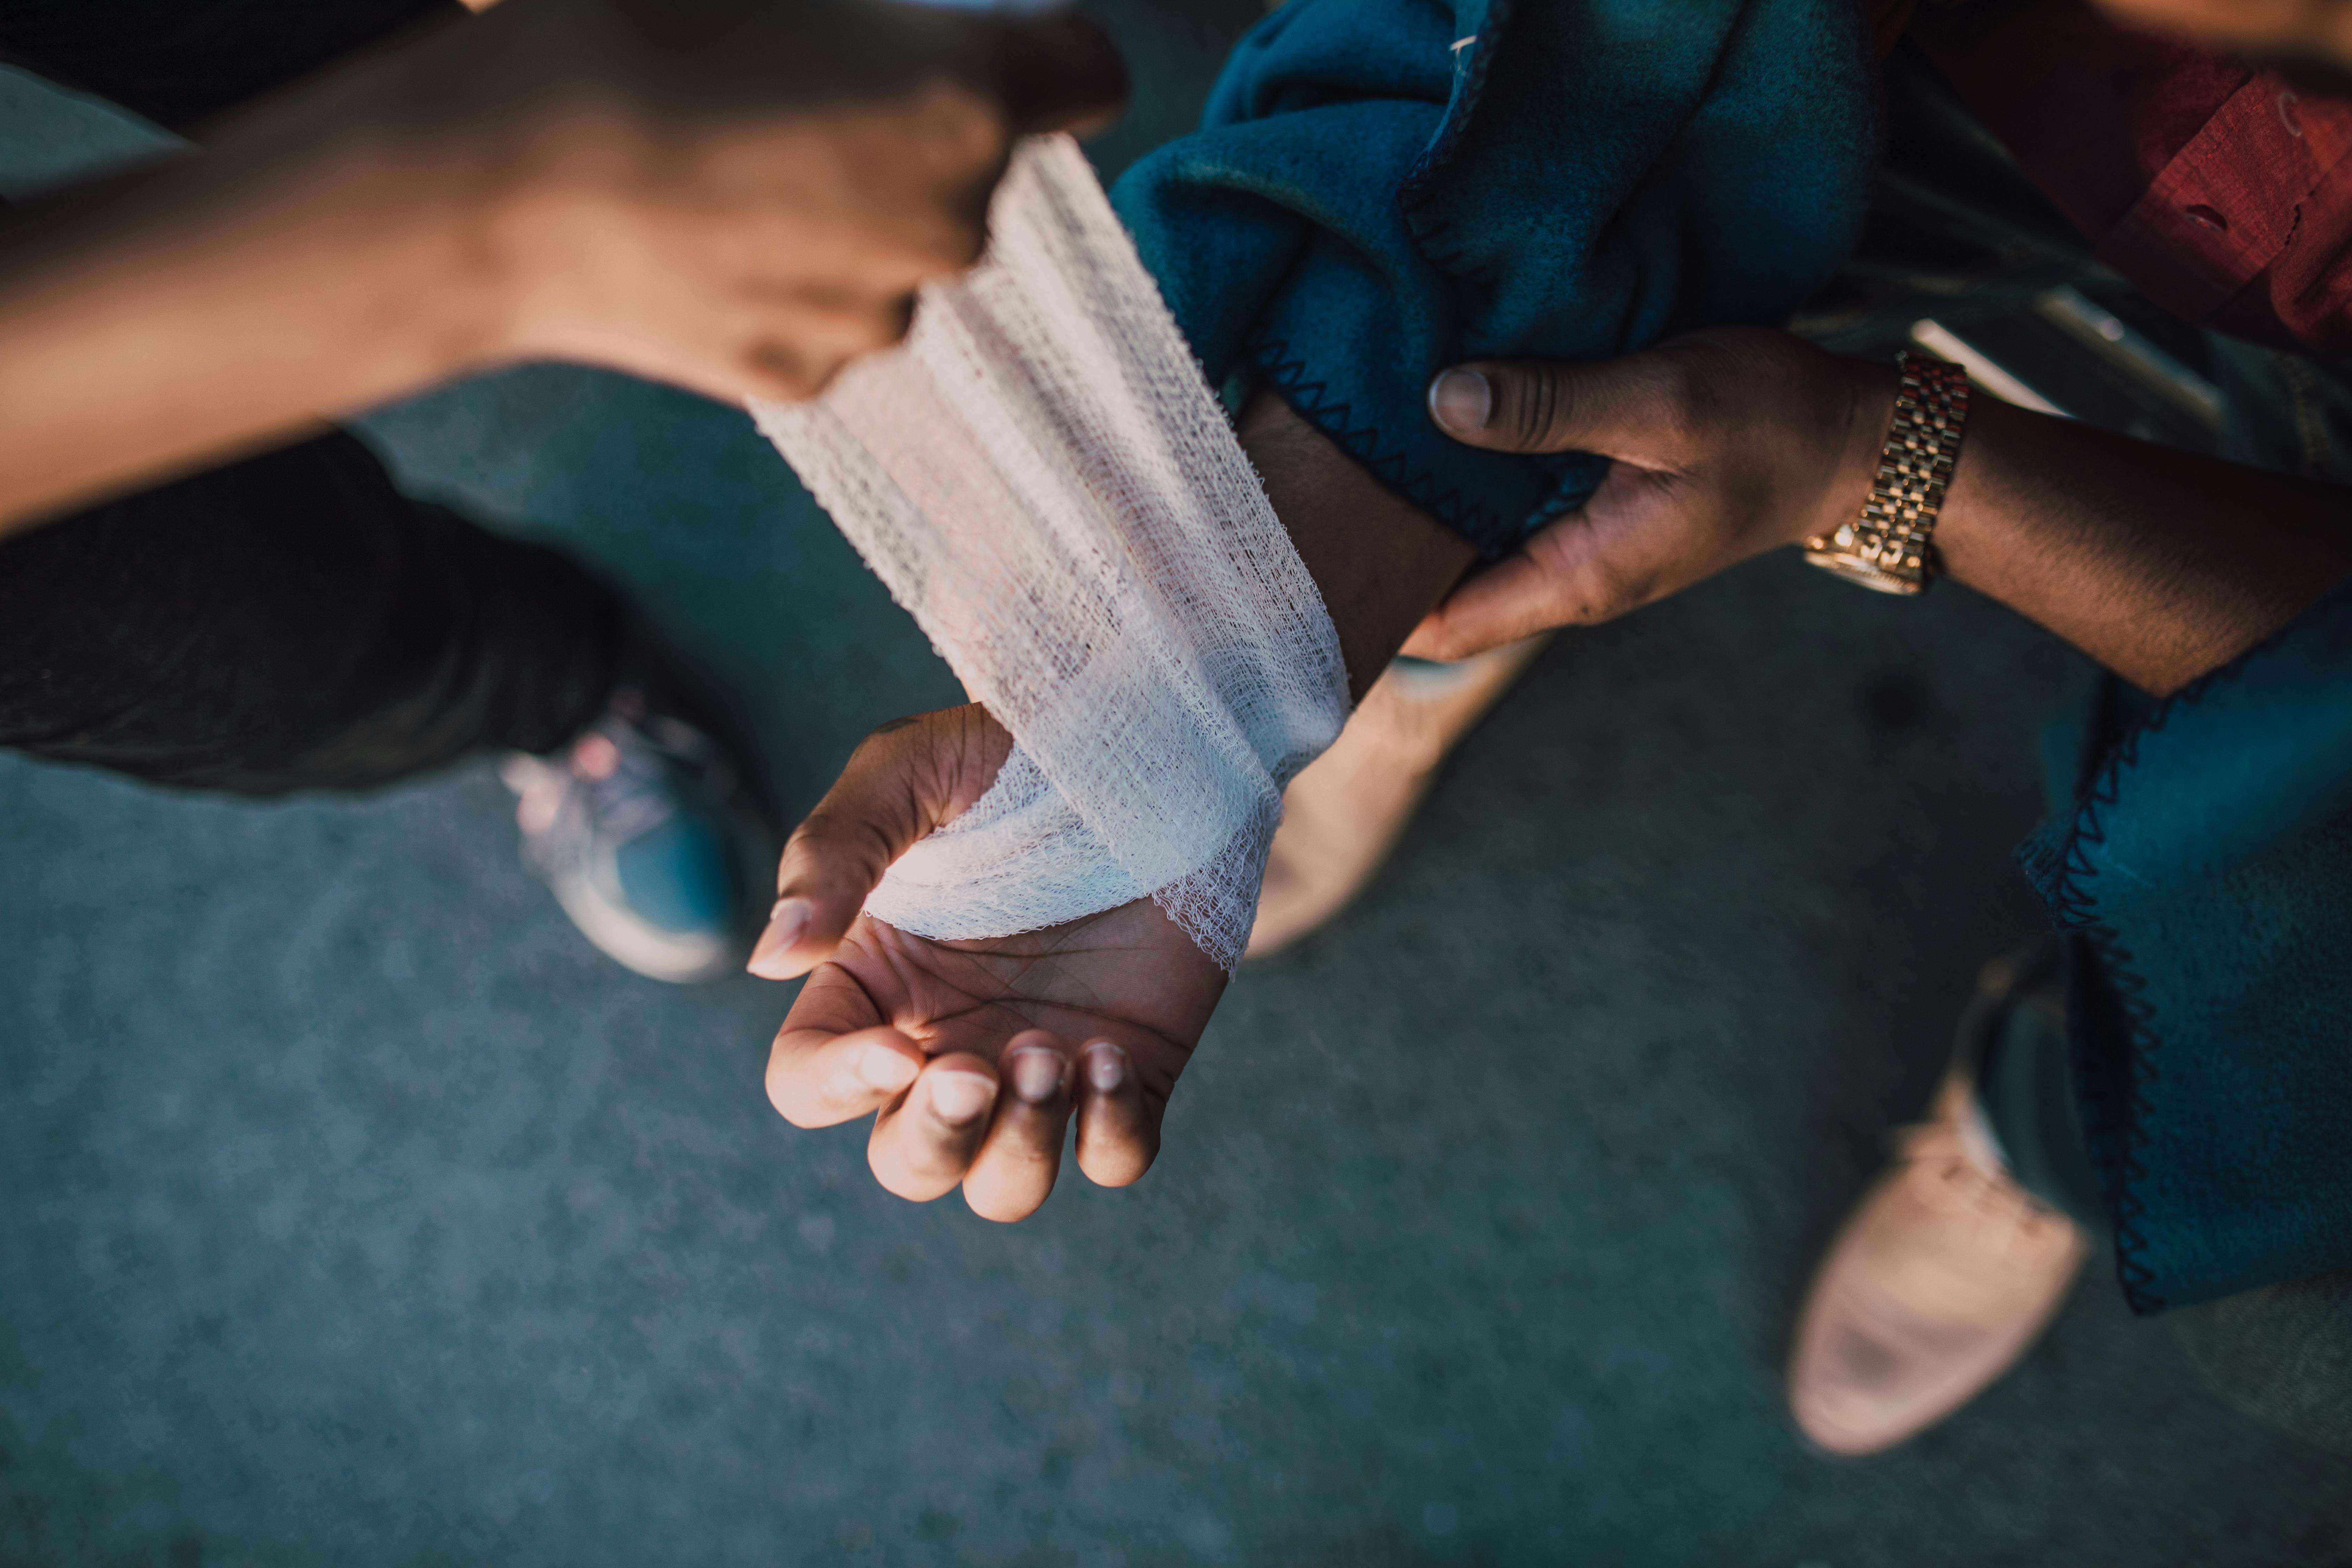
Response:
[0,0,624,793]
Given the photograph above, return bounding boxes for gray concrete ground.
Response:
[2,10,2348,1564]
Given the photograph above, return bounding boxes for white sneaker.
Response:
[1786,1065,2089,1456]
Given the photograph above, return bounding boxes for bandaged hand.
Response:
[1404,329,1894,660]
[744,389,1470,1224]
[743,141,1476,1223]
[749,705,1224,1222]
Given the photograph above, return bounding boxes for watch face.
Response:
[1802,549,1925,596]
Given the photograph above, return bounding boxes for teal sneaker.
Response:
[500,686,768,983]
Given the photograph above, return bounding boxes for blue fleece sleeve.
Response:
[2020,580,2352,1312]
[1108,0,1878,556]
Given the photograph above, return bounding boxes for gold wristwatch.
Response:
[1802,351,1970,596]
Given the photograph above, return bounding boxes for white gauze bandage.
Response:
[750,134,1348,972]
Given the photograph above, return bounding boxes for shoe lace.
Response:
[573,718,687,844]
[1893,1119,2068,1258]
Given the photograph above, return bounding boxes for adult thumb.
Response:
[990,12,1130,138]
[1428,356,1657,456]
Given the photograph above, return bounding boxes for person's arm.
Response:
[1409,327,2352,696]
[2090,0,2352,66]
[749,390,1475,1221]
[0,0,1124,536]
[1234,386,1481,700]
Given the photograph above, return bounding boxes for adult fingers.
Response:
[749,707,1011,980]
[988,12,1130,138]
[1405,499,1648,657]
[1408,473,1696,648]
[869,1052,1002,1202]
[733,293,918,403]
[1072,1040,1157,1188]
[960,1030,1074,1222]
[1399,551,1566,662]
[1428,352,1692,460]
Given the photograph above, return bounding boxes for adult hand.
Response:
[1410,322,2352,695]
[0,0,1126,533]
[1402,328,1892,660]
[410,0,1129,400]
[747,705,1224,1222]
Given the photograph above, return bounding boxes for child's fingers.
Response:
[749,707,1011,981]
[868,1052,999,1202]
[1072,1040,1157,1188]
[960,1030,1073,1222]
[765,1022,924,1129]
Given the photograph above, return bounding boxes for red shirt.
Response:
[1870,0,2352,356]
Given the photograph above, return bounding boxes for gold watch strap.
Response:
[1802,350,1970,596]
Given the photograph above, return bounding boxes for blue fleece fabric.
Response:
[2017,580,2352,1312]
[1108,0,1878,556]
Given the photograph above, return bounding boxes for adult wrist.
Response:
[176,129,498,403]
[208,8,539,382]
[1806,353,1900,552]
[1797,352,1969,596]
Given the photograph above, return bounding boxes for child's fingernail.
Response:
[1082,1042,1128,1093]
[856,1043,918,1093]
[1429,368,1491,433]
[747,897,813,978]
[927,1070,997,1127]
[1007,1046,1066,1104]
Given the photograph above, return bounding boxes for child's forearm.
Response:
[1238,389,1480,699]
